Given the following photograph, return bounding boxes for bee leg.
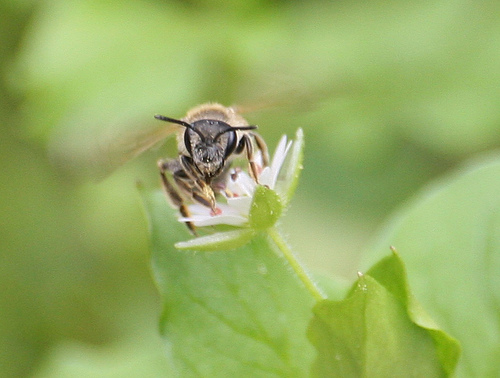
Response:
[237,134,268,183]
[178,155,218,211]
[250,132,270,167]
[157,158,197,235]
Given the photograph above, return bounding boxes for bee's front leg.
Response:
[178,155,218,212]
[237,133,269,183]
[250,132,270,167]
[157,158,197,235]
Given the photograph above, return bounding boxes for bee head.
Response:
[154,115,256,178]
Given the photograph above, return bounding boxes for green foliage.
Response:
[364,155,500,377]
[143,189,316,377]
[308,252,459,377]
[3,0,500,376]
[142,131,460,376]
[144,188,460,376]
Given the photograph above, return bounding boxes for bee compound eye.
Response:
[184,129,192,155]
[224,130,237,158]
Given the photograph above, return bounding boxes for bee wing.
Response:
[98,122,181,176]
[232,80,349,115]
[49,118,182,181]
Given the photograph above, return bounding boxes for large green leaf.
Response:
[364,154,500,377]
[142,189,316,377]
[308,252,460,377]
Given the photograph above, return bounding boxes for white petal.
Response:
[227,196,252,215]
[263,135,293,189]
[185,204,212,216]
[226,171,255,197]
[258,166,273,187]
[181,202,250,227]
[179,213,248,227]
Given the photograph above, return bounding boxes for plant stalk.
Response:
[267,227,325,301]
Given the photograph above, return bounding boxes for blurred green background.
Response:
[2,0,500,376]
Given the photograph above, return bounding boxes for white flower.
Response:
[178,134,294,228]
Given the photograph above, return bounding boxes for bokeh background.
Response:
[2,0,500,376]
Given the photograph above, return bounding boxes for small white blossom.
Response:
[178,135,293,228]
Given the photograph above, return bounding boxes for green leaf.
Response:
[364,154,500,377]
[308,252,460,377]
[142,189,316,377]
[367,250,461,375]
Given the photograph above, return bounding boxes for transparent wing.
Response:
[232,79,347,115]
[48,117,181,181]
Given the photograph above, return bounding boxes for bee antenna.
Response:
[214,125,257,141]
[154,114,204,139]
[233,125,258,131]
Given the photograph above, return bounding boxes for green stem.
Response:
[267,227,325,301]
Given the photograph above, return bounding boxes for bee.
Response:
[153,103,269,233]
